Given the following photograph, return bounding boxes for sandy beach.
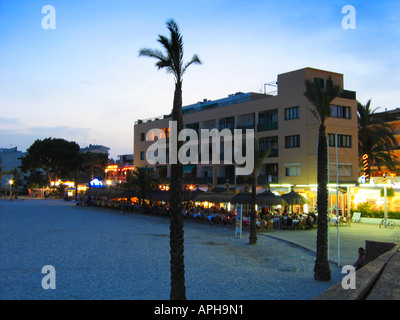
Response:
[0,198,344,300]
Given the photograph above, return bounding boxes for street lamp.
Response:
[9,180,13,198]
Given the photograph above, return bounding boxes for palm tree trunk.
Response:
[249,173,257,244]
[46,170,52,187]
[314,124,331,281]
[169,81,186,300]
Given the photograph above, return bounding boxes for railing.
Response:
[217,177,235,185]
[257,122,278,132]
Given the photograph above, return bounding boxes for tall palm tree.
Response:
[139,19,201,300]
[304,77,340,281]
[249,143,273,245]
[126,166,158,205]
[357,100,397,180]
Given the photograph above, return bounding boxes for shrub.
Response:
[356,202,372,216]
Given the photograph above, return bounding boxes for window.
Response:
[329,164,353,177]
[140,151,145,160]
[285,106,300,120]
[328,134,352,148]
[218,117,235,130]
[265,163,278,183]
[285,135,300,148]
[326,78,333,89]
[330,105,351,119]
[314,77,324,89]
[258,109,278,131]
[140,132,145,141]
[259,109,278,124]
[185,122,199,135]
[259,136,278,157]
[285,165,301,177]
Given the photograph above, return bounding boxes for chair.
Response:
[266,220,274,232]
[351,212,361,223]
[259,220,266,232]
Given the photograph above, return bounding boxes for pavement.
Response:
[260,222,400,267]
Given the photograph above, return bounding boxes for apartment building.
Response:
[133,67,359,188]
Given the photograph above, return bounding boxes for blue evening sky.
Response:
[0,0,399,159]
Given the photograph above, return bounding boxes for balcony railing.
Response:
[257,122,278,132]
[217,177,235,185]
[236,124,255,130]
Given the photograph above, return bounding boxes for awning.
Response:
[183,164,196,173]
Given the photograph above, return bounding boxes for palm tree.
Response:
[357,100,397,180]
[304,77,340,281]
[139,19,201,300]
[249,142,273,245]
[126,166,158,205]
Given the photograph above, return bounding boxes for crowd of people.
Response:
[80,192,318,231]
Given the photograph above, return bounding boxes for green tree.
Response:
[21,138,81,186]
[304,77,340,281]
[139,18,201,300]
[358,100,397,180]
[7,168,24,189]
[81,152,108,183]
[26,169,47,189]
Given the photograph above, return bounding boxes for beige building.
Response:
[133,67,359,188]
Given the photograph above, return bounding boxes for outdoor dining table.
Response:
[223,216,233,224]
[207,214,219,222]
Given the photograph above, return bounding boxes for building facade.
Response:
[0,147,26,188]
[133,67,359,188]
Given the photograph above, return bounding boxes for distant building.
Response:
[0,147,26,188]
[80,144,110,155]
[116,154,133,165]
[104,154,134,186]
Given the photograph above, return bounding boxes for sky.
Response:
[0,0,399,160]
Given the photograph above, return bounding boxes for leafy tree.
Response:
[358,100,397,180]
[26,169,47,188]
[139,18,201,300]
[21,138,81,186]
[304,77,340,282]
[81,152,108,183]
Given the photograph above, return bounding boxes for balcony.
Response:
[236,124,255,130]
[340,90,356,100]
[235,176,279,185]
[258,148,278,158]
[257,122,278,132]
[182,176,213,185]
[217,177,235,185]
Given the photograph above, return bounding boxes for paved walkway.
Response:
[260,223,400,267]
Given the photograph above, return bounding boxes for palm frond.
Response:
[183,54,202,74]
[304,78,340,124]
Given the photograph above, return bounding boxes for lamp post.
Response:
[9,180,13,198]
